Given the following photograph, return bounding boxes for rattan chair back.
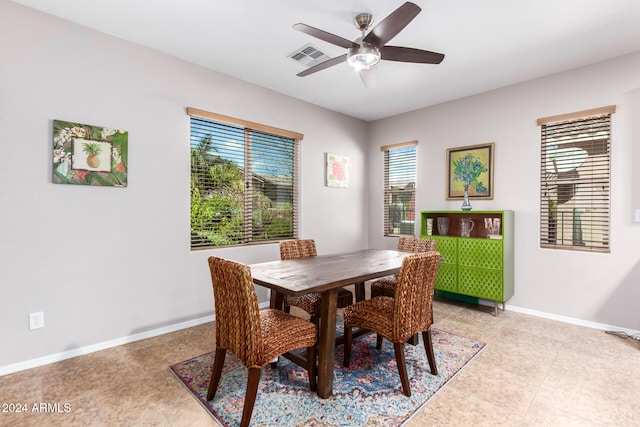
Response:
[397,236,436,253]
[392,251,440,342]
[279,239,317,260]
[208,256,264,367]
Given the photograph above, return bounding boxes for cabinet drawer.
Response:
[432,236,457,263]
[435,263,457,293]
[458,266,503,300]
[458,238,502,270]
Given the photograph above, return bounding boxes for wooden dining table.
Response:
[250,249,408,399]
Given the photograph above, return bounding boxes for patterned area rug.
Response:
[170,327,485,427]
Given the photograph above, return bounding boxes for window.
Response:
[538,105,615,252]
[382,141,417,236]
[189,108,302,249]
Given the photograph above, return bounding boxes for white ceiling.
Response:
[12,0,640,121]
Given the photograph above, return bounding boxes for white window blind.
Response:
[538,106,614,252]
[189,109,300,249]
[382,141,417,236]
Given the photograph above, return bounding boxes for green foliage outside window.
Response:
[190,118,297,248]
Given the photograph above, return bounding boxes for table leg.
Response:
[317,288,338,399]
[269,290,284,310]
[354,281,366,302]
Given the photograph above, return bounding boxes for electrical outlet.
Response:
[29,312,44,330]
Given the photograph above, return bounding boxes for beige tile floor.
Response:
[2,296,640,426]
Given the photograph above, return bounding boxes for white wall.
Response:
[3,0,639,373]
[0,1,368,369]
[368,52,640,331]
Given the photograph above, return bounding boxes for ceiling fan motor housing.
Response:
[353,13,374,32]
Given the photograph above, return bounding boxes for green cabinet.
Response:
[420,210,514,315]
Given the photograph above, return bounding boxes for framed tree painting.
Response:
[446,143,494,200]
[52,120,128,187]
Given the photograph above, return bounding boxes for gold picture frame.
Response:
[446,143,494,200]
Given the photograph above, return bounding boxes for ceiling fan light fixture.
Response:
[347,43,380,70]
[293,2,445,83]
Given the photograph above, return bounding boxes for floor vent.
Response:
[288,44,331,68]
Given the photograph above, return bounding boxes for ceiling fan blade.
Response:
[293,23,357,49]
[359,67,378,89]
[296,54,347,77]
[380,46,445,64]
[363,2,421,47]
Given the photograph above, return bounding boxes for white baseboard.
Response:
[477,298,640,336]
[0,314,212,377]
[505,303,640,335]
[1,302,272,377]
[2,301,636,376]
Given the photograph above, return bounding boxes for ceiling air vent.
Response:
[288,44,331,68]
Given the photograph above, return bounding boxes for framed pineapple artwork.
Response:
[52,120,128,187]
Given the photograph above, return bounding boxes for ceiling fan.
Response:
[293,2,445,88]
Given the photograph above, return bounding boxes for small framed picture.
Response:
[325,153,349,188]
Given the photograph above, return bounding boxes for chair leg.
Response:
[207,348,227,400]
[241,367,261,427]
[343,326,353,367]
[269,358,278,369]
[406,333,419,346]
[376,333,383,350]
[310,314,320,328]
[422,329,438,376]
[393,342,411,397]
[307,344,317,392]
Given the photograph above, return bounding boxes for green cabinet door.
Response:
[458,237,504,300]
[432,236,457,293]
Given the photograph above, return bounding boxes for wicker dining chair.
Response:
[370,236,436,298]
[206,256,317,427]
[281,239,354,326]
[343,251,440,397]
